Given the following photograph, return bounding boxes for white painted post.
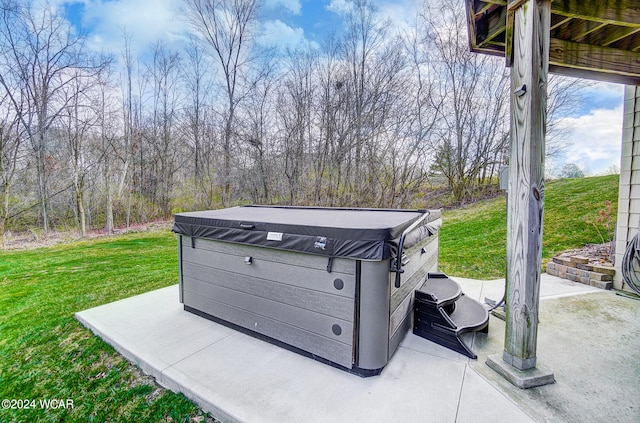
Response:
[503,0,550,371]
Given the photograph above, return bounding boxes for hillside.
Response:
[438,175,619,279]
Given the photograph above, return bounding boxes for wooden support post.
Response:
[504,0,550,371]
[487,0,555,387]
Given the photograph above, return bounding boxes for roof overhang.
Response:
[465,0,640,85]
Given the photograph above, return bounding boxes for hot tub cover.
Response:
[172,205,440,261]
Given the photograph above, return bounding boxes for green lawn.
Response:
[439,175,619,278]
[0,175,619,421]
[0,232,215,423]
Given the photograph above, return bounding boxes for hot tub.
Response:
[172,205,441,376]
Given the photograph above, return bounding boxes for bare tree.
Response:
[94,70,119,234]
[240,53,278,204]
[184,0,260,205]
[316,34,348,206]
[0,0,591,237]
[340,0,389,204]
[146,41,183,217]
[0,0,109,232]
[118,27,138,229]
[421,1,585,204]
[0,94,23,247]
[381,22,442,208]
[422,1,509,203]
[277,48,316,205]
[59,69,97,236]
[182,34,218,207]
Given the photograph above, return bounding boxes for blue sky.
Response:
[57,0,624,176]
[260,0,421,46]
[554,81,624,176]
[262,0,336,45]
[58,0,422,52]
[59,0,341,50]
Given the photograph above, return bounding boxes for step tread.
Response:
[415,273,461,305]
[448,294,489,331]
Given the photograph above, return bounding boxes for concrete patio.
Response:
[76,274,640,423]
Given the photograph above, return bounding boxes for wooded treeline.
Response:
[0,0,581,241]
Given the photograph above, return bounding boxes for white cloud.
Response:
[327,0,354,15]
[582,82,624,102]
[556,105,623,175]
[258,19,318,50]
[78,0,186,54]
[325,0,419,35]
[378,0,419,24]
[264,0,301,15]
[376,0,420,36]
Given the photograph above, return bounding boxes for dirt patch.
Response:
[1,221,173,251]
[556,242,614,266]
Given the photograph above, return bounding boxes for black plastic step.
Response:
[448,294,489,332]
[415,272,461,306]
[412,273,489,359]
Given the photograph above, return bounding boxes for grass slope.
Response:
[439,175,619,279]
[0,232,214,423]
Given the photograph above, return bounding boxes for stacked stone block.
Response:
[546,255,615,290]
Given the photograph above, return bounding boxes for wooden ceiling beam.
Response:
[565,20,608,42]
[553,11,640,28]
[475,2,496,16]
[485,40,507,48]
[551,0,640,28]
[549,38,640,84]
[550,16,572,31]
[473,0,640,27]
[479,30,507,47]
[466,2,506,57]
[476,4,509,45]
[549,65,640,85]
[467,1,640,82]
[601,27,640,47]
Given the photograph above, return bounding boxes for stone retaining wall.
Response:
[546,256,615,290]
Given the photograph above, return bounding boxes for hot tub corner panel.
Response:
[178,234,184,304]
[355,260,392,371]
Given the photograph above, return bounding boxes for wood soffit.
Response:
[465,0,640,85]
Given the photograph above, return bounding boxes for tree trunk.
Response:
[105,155,113,234]
[35,135,49,233]
[74,180,86,237]
[0,179,9,250]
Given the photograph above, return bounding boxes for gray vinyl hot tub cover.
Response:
[172,205,440,261]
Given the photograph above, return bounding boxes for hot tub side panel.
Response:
[179,237,357,369]
[388,232,439,355]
